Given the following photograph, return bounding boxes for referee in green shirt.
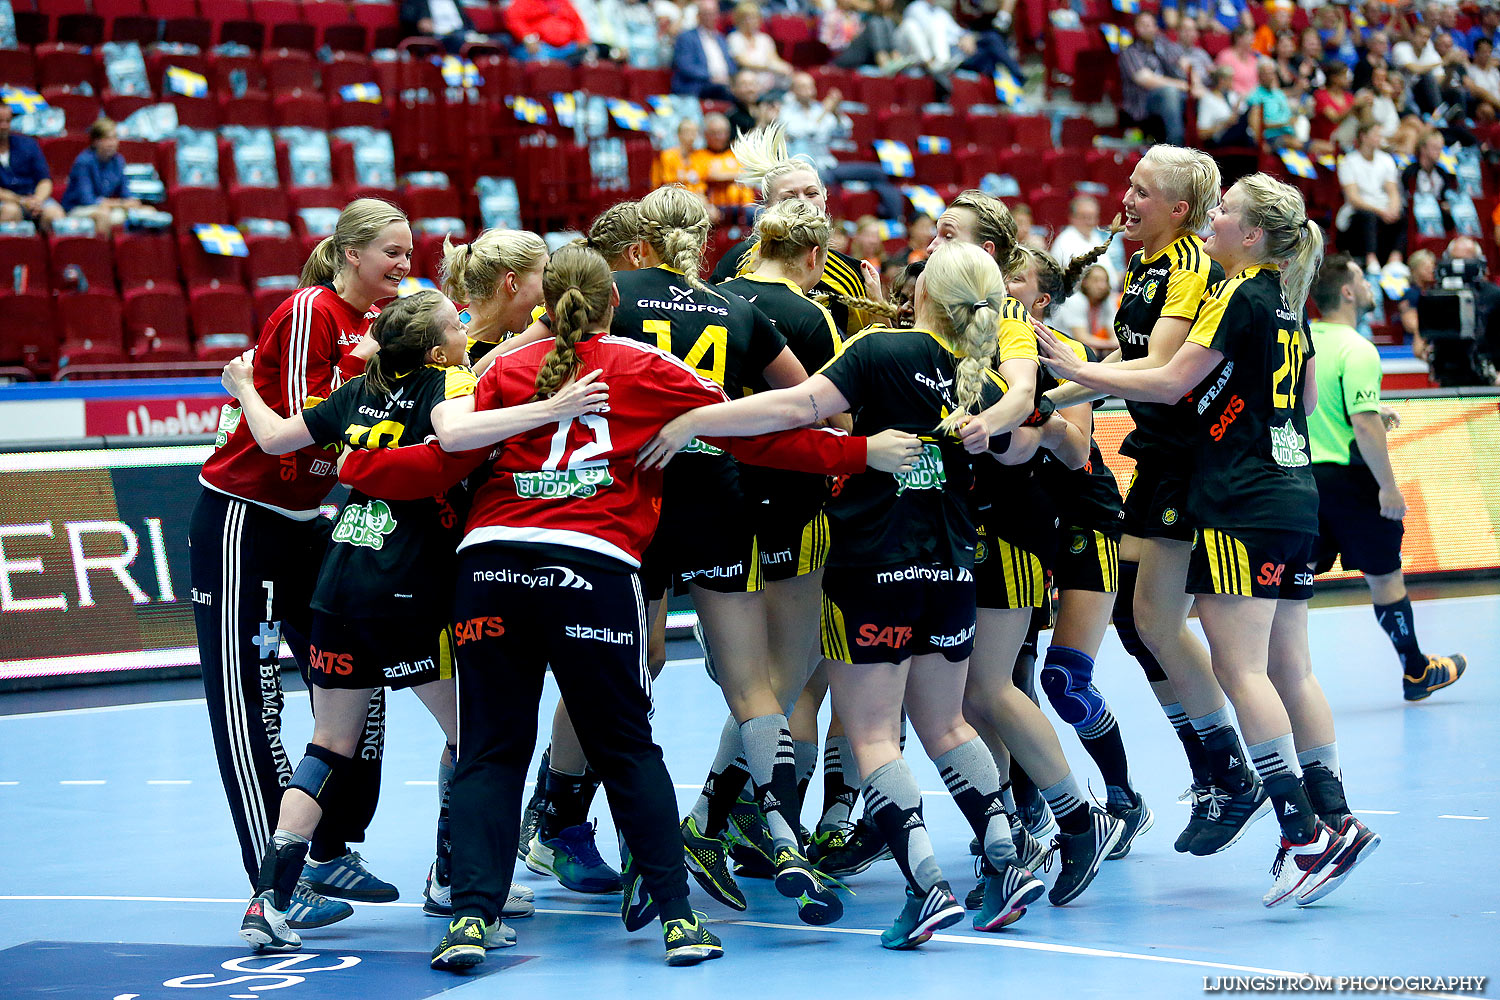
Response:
[1307,254,1467,702]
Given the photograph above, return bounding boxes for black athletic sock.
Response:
[742,715,802,851]
[1190,707,1254,794]
[1163,702,1214,786]
[863,759,942,892]
[936,739,1016,869]
[793,740,817,817]
[703,761,752,838]
[1077,710,1136,810]
[1374,598,1427,675]
[819,735,858,832]
[1300,764,1352,827]
[1264,775,1318,843]
[540,767,590,840]
[1040,774,1092,836]
[1009,756,1040,819]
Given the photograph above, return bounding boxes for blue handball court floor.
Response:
[1,593,1496,999]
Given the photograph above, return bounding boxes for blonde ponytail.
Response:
[1233,173,1325,320]
[637,185,719,296]
[297,198,408,289]
[534,245,613,400]
[921,241,1005,433]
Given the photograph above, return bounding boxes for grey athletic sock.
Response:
[689,714,747,832]
[1296,742,1339,779]
[935,738,1016,869]
[819,735,858,832]
[863,758,943,893]
[741,714,801,851]
[1247,733,1303,784]
[1039,773,1091,835]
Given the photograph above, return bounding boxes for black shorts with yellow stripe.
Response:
[308,612,453,691]
[821,563,977,664]
[640,451,764,597]
[1119,460,1195,542]
[1053,526,1121,594]
[756,506,830,582]
[974,525,1052,610]
[1187,528,1315,601]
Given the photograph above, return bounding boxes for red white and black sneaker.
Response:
[1296,815,1380,906]
[240,891,301,951]
[1263,821,1343,908]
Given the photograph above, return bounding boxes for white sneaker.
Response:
[1263,822,1343,908]
[240,890,301,951]
[425,861,536,918]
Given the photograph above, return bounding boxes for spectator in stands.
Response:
[1010,201,1045,251]
[1051,194,1122,288]
[1216,25,1260,97]
[1353,29,1390,92]
[1177,18,1215,83]
[671,0,737,99]
[573,0,635,63]
[1402,127,1457,209]
[1312,62,1357,152]
[1299,26,1327,76]
[898,0,1020,93]
[400,0,486,53]
[830,0,905,71]
[60,118,139,236]
[617,0,665,67]
[1337,122,1405,274]
[1400,248,1437,360]
[1391,21,1442,112]
[1467,7,1500,56]
[1314,4,1358,69]
[1197,63,1253,150]
[1467,37,1500,123]
[505,0,592,61]
[1274,29,1321,97]
[887,213,933,268]
[728,2,794,95]
[1430,30,1473,115]
[1364,64,1402,142]
[1120,12,1189,145]
[848,215,885,267]
[1439,235,1500,384]
[1252,0,1293,57]
[652,117,706,194]
[691,112,756,222]
[728,69,768,138]
[0,104,63,232]
[777,71,904,220]
[1248,56,1306,150]
[1052,262,1117,355]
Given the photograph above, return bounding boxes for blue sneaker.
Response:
[302,851,398,903]
[526,822,623,894]
[880,882,964,950]
[284,879,354,929]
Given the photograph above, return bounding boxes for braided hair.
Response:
[533,245,613,401]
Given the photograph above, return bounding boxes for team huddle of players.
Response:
[189,125,1464,973]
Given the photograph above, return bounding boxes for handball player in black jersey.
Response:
[644,241,1050,949]
[1038,173,1380,909]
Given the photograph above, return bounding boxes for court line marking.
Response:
[146,779,192,785]
[1438,814,1490,821]
[0,894,1474,996]
[58,780,105,785]
[3,592,1494,724]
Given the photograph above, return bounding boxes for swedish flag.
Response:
[875,220,906,241]
[1279,148,1316,180]
[1379,271,1409,300]
[1391,152,1414,170]
[1101,24,1133,52]
[398,276,438,297]
[1112,0,1141,12]
[0,86,48,115]
[608,98,652,132]
[510,95,550,124]
[1316,151,1338,171]
[165,66,209,99]
[916,135,951,155]
[339,83,382,104]
[873,139,914,178]
[903,184,946,220]
[552,91,578,128]
[438,55,482,88]
[194,223,248,258]
[646,95,674,116]
[993,68,1026,107]
[1438,147,1458,175]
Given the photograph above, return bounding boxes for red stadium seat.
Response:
[190,287,257,358]
[1031,188,1070,231]
[103,93,154,122]
[177,232,246,289]
[220,19,266,49]
[38,88,100,133]
[110,15,159,46]
[948,74,995,108]
[220,93,275,128]
[526,61,576,96]
[57,291,128,365]
[329,97,385,130]
[402,185,463,220]
[854,74,900,111]
[49,233,115,293]
[55,12,105,46]
[163,17,214,50]
[412,232,461,279]
[124,286,194,360]
[0,294,57,372]
[170,94,222,130]
[253,286,297,328]
[263,48,319,95]
[621,66,670,103]
[245,234,303,285]
[1009,115,1051,151]
[35,44,100,93]
[1058,116,1098,149]
[209,52,268,94]
[323,52,375,91]
[0,48,37,89]
[914,151,959,187]
[170,188,232,231]
[578,62,622,96]
[876,110,921,148]
[231,187,291,224]
[289,186,345,212]
[40,136,88,186]
[114,232,181,293]
[0,233,49,295]
[1044,148,1089,190]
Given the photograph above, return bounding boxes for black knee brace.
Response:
[288,743,352,807]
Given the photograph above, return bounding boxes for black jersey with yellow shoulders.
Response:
[300,364,478,619]
[818,326,1003,569]
[467,305,548,366]
[724,272,844,506]
[1035,331,1123,530]
[713,237,872,336]
[613,265,786,396]
[1114,233,1224,461]
[972,296,1052,549]
[1183,264,1318,533]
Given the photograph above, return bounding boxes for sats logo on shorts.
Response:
[454,616,506,645]
[894,442,946,495]
[331,500,397,549]
[514,467,614,499]
[310,645,353,676]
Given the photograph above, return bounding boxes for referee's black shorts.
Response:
[1312,463,1404,576]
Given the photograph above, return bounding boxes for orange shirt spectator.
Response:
[690,114,755,211]
[1253,0,1294,56]
[653,119,706,195]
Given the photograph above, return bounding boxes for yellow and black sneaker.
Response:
[1404,654,1467,702]
[430,915,515,971]
[772,846,843,925]
[662,911,724,967]
[681,816,746,911]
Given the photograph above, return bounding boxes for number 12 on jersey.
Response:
[544,413,613,470]
[644,319,728,386]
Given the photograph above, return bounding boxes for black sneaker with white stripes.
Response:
[1187,777,1271,856]
[1106,793,1154,860]
[1048,807,1124,905]
[880,882,964,950]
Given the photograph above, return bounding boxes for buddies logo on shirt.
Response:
[331,500,397,549]
[513,467,614,499]
[894,442,947,495]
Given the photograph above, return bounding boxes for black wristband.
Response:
[1020,396,1056,427]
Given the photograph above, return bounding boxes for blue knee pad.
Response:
[288,743,350,806]
[1040,645,1106,729]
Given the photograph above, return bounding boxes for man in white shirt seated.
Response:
[1049,194,1124,289]
[777,71,904,220]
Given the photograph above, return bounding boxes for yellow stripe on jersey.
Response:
[994,537,1046,608]
[1161,234,1215,320]
[1095,531,1120,594]
[1203,528,1253,596]
[747,536,765,592]
[438,626,455,680]
[442,365,478,398]
[997,297,1041,364]
[1186,272,1253,350]
[797,511,830,576]
[821,591,852,663]
[822,253,866,297]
